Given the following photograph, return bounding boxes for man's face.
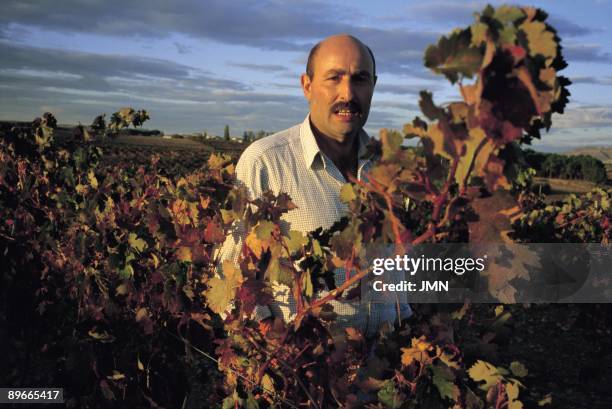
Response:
[301,36,376,143]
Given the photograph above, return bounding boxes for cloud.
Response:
[532,129,612,151]
[375,83,439,95]
[563,43,611,62]
[373,100,420,111]
[570,76,612,85]
[0,0,439,76]
[398,1,485,25]
[0,0,353,49]
[552,105,612,129]
[547,17,598,37]
[379,3,598,38]
[173,42,191,54]
[268,82,298,89]
[0,41,314,133]
[227,62,289,72]
[0,41,250,92]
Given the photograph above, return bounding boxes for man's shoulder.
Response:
[238,123,302,164]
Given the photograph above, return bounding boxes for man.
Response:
[216,34,411,336]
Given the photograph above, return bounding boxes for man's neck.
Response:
[310,120,359,182]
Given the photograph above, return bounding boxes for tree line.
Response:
[523,148,608,184]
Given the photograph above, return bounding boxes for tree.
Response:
[577,155,607,183]
[542,154,565,178]
[562,156,581,179]
[223,125,230,141]
[131,109,150,128]
[242,131,249,143]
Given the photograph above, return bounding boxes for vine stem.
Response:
[431,155,459,223]
[494,381,506,409]
[460,136,490,195]
[294,264,368,323]
[244,330,321,409]
[165,329,300,409]
[350,176,405,247]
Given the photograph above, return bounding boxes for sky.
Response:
[0,0,611,152]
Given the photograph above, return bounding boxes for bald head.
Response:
[306,34,376,79]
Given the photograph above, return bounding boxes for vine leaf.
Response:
[377,380,402,409]
[340,183,357,203]
[204,220,226,244]
[520,21,557,60]
[245,220,277,258]
[175,246,192,262]
[468,360,503,390]
[424,29,483,83]
[400,336,433,366]
[493,5,525,24]
[206,260,244,314]
[261,373,275,393]
[432,365,458,400]
[128,233,147,253]
[510,361,528,377]
[284,230,308,255]
[506,381,523,409]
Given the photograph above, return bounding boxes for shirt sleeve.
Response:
[213,149,273,321]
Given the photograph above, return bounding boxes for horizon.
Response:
[1,0,611,152]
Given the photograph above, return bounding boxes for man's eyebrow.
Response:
[323,69,346,76]
[323,69,373,77]
[353,70,373,77]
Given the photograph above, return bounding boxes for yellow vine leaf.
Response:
[538,394,552,406]
[135,307,148,322]
[403,123,427,138]
[520,21,557,61]
[426,123,455,160]
[245,221,276,258]
[284,230,308,256]
[506,381,520,401]
[340,183,357,203]
[379,128,403,160]
[470,22,488,46]
[539,67,556,87]
[468,360,502,390]
[493,5,524,24]
[205,261,243,314]
[401,336,433,366]
[461,81,483,108]
[455,126,488,186]
[87,170,98,189]
[176,246,192,262]
[128,233,147,253]
[522,6,537,21]
[261,373,275,393]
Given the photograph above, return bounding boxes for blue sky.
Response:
[1,0,611,152]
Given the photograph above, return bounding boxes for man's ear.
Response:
[301,73,312,102]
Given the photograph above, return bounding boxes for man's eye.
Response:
[327,75,340,81]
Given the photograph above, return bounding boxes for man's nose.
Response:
[338,76,355,101]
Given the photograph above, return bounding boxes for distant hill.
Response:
[563,147,612,164]
[563,147,612,180]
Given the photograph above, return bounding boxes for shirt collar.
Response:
[300,114,372,169]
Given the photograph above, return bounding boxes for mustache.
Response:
[332,101,361,113]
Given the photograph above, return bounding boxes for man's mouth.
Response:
[333,106,361,121]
